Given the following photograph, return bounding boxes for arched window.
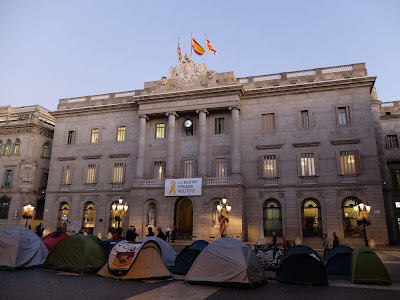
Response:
[263,199,282,237]
[4,140,11,155]
[0,140,3,155]
[0,195,10,219]
[83,202,96,234]
[13,139,20,155]
[57,202,69,232]
[43,142,51,158]
[301,198,322,237]
[342,197,364,238]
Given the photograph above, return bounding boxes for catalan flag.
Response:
[178,41,182,62]
[192,37,205,55]
[206,38,217,55]
[219,213,226,236]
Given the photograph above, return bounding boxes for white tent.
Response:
[139,236,177,267]
[0,226,48,269]
[185,237,266,287]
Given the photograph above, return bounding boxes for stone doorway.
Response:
[174,197,193,240]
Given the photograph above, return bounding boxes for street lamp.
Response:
[353,201,371,247]
[217,196,232,237]
[112,197,128,227]
[22,203,35,228]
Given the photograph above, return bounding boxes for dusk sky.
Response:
[1,1,399,111]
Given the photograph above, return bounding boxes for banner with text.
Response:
[164,178,202,196]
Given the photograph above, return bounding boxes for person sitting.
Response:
[146,227,155,237]
[126,226,139,242]
[112,227,123,240]
[157,226,166,241]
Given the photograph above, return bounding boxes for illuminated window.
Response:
[395,202,400,208]
[183,160,195,178]
[154,161,165,180]
[4,140,11,155]
[300,153,315,176]
[91,128,99,144]
[85,164,98,184]
[215,158,228,177]
[83,202,96,234]
[62,165,72,185]
[156,123,165,139]
[43,142,51,158]
[112,163,124,183]
[13,139,20,154]
[260,155,278,178]
[339,150,360,175]
[117,126,126,142]
[342,197,364,238]
[57,202,69,232]
[263,199,282,236]
[302,198,322,237]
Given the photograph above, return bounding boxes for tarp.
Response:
[324,245,353,275]
[277,245,327,285]
[139,236,177,267]
[42,232,69,251]
[0,226,48,269]
[172,240,209,275]
[97,240,171,280]
[44,234,105,274]
[185,237,266,287]
[351,246,392,285]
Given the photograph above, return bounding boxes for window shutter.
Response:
[309,110,314,127]
[355,150,361,174]
[121,163,126,183]
[334,107,339,125]
[109,163,114,183]
[346,106,351,124]
[259,156,265,178]
[180,160,184,177]
[94,164,98,184]
[64,131,68,145]
[336,150,342,175]
[61,166,66,184]
[193,120,197,136]
[2,171,7,186]
[276,154,281,177]
[212,159,216,177]
[83,165,88,184]
[225,117,230,134]
[194,160,198,177]
[297,111,302,128]
[297,154,302,176]
[314,152,320,176]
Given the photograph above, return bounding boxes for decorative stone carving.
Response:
[207,70,217,79]
[277,192,285,199]
[168,65,180,79]
[296,191,305,199]
[195,63,207,76]
[159,77,168,85]
[316,191,324,199]
[148,206,156,226]
[20,167,34,184]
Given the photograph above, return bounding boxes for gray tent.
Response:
[0,226,48,269]
[185,237,266,287]
[139,236,177,267]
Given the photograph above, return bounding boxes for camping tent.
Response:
[277,245,328,285]
[0,226,48,269]
[185,237,266,287]
[324,245,353,275]
[351,246,392,285]
[172,240,209,275]
[97,240,172,280]
[42,232,69,251]
[139,236,177,267]
[44,234,105,273]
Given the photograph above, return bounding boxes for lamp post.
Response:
[217,196,232,238]
[353,201,371,247]
[112,197,128,227]
[22,203,35,228]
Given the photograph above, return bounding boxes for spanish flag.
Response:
[178,41,182,62]
[192,38,205,55]
[206,38,217,55]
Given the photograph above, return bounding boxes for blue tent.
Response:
[324,245,353,275]
[172,240,209,275]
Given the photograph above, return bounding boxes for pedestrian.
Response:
[112,227,123,240]
[272,232,277,246]
[157,226,166,240]
[36,223,44,238]
[126,226,139,242]
[323,233,329,257]
[171,226,177,243]
[165,225,171,242]
[146,227,154,237]
[332,232,339,248]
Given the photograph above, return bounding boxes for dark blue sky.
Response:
[1,0,399,111]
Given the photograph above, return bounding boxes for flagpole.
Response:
[204,33,207,66]
[191,33,193,56]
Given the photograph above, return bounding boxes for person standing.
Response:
[157,226,166,241]
[36,223,44,238]
[332,232,339,248]
[323,233,329,257]
[165,225,171,242]
[126,226,139,242]
[146,227,155,237]
[112,227,123,240]
[171,226,177,243]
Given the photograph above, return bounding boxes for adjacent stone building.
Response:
[0,105,55,230]
[43,60,392,245]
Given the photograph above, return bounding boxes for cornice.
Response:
[51,102,136,118]
[58,157,76,161]
[256,144,283,150]
[330,139,360,145]
[83,155,102,160]
[242,76,376,99]
[293,142,320,147]
[0,122,54,137]
[109,153,130,158]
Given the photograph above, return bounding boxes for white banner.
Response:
[164,178,202,196]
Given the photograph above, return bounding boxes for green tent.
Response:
[351,246,392,285]
[45,234,105,274]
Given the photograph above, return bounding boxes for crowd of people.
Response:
[109,225,178,243]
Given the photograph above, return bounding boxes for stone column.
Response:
[229,106,241,176]
[166,112,178,178]
[196,109,208,178]
[136,115,148,179]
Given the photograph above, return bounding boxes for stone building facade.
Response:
[43,60,391,245]
[0,105,55,229]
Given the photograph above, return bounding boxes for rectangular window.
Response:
[0,199,9,219]
[336,106,350,125]
[3,170,13,187]
[215,158,228,177]
[85,164,98,184]
[183,160,195,178]
[300,110,309,128]
[300,153,316,176]
[91,128,99,144]
[260,155,278,178]
[215,118,225,134]
[156,123,165,139]
[261,113,276,131]
[117,126,126,142]
[62,166,72,185]
[67,130,76,145]
[40,172,48,189]
[112,163,124,183]
[395,202,400,208]
[154,161,165,180]
[386,135,399,149]
[339,150,360,175]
